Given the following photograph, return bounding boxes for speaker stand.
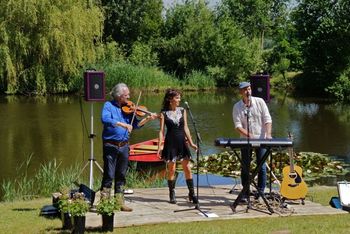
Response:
[79,103,103,189]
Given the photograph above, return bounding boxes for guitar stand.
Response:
[230,148,274,215]
[281,197,305,205]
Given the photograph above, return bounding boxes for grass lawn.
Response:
[0,186,348,233]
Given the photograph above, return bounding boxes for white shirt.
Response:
[232,96,272,139]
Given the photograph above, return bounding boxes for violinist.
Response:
[100,83,158,212]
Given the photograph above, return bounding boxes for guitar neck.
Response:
[289,148,295,172]
[288,132,295,173]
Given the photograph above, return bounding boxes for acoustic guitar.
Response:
[280,133,308,200]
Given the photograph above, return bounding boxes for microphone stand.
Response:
[245,96,252,212]
[174,102,208,217]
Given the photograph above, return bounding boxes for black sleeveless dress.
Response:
[161,107,192,162]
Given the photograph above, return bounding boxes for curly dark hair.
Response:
[161,88,181,111]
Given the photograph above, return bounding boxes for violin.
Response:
[122,100,154,117]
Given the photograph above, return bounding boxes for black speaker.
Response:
[84,71,105,101]
[79,183,95,205]
[250,74,270,102]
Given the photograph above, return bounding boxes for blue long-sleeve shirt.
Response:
[101,100,140,141]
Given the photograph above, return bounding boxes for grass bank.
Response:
[0,186,348,233]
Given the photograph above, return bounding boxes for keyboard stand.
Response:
[230,147,274,215]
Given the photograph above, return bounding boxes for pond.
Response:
[1,90,350,184]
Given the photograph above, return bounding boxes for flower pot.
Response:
[72,216,86,234]
[61,212,72,230]
[102,213,114,232]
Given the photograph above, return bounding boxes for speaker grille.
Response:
[84,71,105,102]
[250,74,270,102]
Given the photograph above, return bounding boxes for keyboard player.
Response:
[232,81,272,203]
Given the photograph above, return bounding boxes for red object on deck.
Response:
[129,139,163,162]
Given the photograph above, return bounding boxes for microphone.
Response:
[246,91,251,107]
[247,91,251,98]
[184,101,190,110]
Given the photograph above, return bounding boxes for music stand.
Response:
[79,103,104,189]
[174,103,208,217]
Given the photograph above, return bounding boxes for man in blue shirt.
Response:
[101,83,158,211]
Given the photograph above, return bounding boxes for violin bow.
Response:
[130,91,142,127]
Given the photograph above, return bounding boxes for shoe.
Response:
[121,204,133,212]
[123,189,134,194]
[89,205,97,213]
[239,197,248,204]
[188,193,198,204]
[255,196,264,204]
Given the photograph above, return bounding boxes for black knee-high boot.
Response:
[186,179,198,204]
[167,180,177,204]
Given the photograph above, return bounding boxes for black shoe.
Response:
[189,193,199,204]
[239,197,248,204]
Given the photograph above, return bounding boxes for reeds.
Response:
[0,154,164,202]
[0,154,81,202]
[90,61,216,91]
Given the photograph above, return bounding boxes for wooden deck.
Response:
[84,185,347,228]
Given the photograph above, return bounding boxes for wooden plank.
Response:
[130,149,157,154]
[134,144,158,150]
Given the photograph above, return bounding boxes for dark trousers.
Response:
[101,144,129,194]
[241,147,267,197]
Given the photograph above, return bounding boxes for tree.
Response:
[158,0,259,85]
[220,0,288,50]
[101,0,163,53]
[292,0,350,96]
[0,0,104,94]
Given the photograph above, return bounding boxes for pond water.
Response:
[1,90,350,184]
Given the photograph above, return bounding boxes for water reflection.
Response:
[1,91,350,184]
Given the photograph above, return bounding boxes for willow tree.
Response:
[0,0,104,94]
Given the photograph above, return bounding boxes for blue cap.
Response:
[239,81,251,89]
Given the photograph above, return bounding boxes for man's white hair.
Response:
[110,83,128,98]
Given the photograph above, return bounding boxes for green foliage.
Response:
[98,61,180,90]
[96,193,122,216]
[69,192,89,217]
[57,187,70,213]
[128,41,158,67]
[0,157,164,202]
[184,70,216,90]
[197,151,349,182]
[159,1,217,76]
[126,162,165,189]
[220,0,288,44]
[292,0,350,95]
[0,0,104,94]
[102,0,163,51]
[95,40,126,65]
[1,154,35,201]
[325,67,350,102]
[159,1,260,84]
[0,156,81,202]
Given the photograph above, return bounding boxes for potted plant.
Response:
[57,187,72,230]
[96,192,122,232]
[69,192,90,234]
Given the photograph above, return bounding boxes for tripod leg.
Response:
[93,160,104,173]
